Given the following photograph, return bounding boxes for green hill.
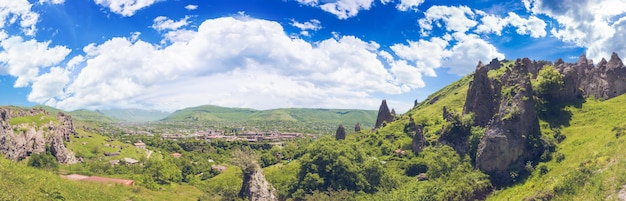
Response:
[98,108,171,122]
[31,105,120,123]
[163,105,377,131]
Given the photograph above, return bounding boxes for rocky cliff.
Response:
[475,59,543,185]
[463,61,498,127]
[0,107,78,164]
[374,100,394,128]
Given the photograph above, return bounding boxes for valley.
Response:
[2,54,626,200]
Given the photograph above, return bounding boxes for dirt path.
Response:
[619,185,626,201]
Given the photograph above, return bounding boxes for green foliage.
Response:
[27,150,59,171]
[294,136,384,197]
[532,65,564,97]
[145,159,182,184]
[403,157,428,177]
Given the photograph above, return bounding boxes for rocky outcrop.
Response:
[354,122,361,132]
[463,61,498,127]
[439,107,471,156]
[580,53,626,100]
[374,100,394,128]
[0,108,78,164]
[57,112,77,142]
[411,125,427,155]
[0,126,46,161]
[239,163,278,201]
[475,59,543,185]
[335,124,346,140]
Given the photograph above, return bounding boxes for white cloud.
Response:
[93,0,161,17]
[151,16,190,31]
[389,33,504,76]
[504,12,546,38]
[390,37,448,77]
[442,33,505,75]
[28,67,69,103]
[396,0,425,11]
[35,17,420,111]
[296,0,375,19]
[0,0,39,36]
[524,0,626,61]
[475,12,546,38]
[184,4,197,11]
[290,19,322,36]
[0,36,71,87]
[418,5,477,34]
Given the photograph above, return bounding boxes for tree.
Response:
[294,137,383,196]
[533,65,564,99]
[28,152,59,171]
[145,159,182,184]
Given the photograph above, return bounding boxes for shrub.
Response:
[27,152,59,171]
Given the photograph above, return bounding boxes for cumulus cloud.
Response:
[29,17,425,111]
[290,19,322,36]
[0,0,39,36]
[184,4,197,11]
[93,0,161,17]
[151,16,190,32]
[442,32,505,75]
[296,0,375,19]
[419,5,477,34]
[390,37,448,77]
[28,67,70,104]
[0,36,71,87]
[420,5,547,39]
[396,0,425,11]
[523,0,626,61]
[475,12,546,38]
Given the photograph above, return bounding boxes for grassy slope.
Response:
[164,105,377,127]
[31,105,120,123]
[0,156,203,201]
[489,96,626,200]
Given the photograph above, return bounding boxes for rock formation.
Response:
[581,52,626,100]
[239,161,278,201]
[463,61,497,127]
[335,124,346,140]
[354,122,361,132]
[411,125,426,155]
[375,100,394,128]
[439,107,471,156]
[0,108,78,164]
[475,59,543,185]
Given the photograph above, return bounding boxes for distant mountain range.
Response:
[28,105,377,127]
[162,105,377,128]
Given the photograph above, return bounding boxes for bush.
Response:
[554,153,565,163]
[27,152,59,171]
[404,158,428,177]
[538,164,549,175]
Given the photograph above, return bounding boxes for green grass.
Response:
[66,129,148,161]
[0,156,203,201]
[9,114,58,128]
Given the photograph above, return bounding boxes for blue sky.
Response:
[0,0,623,112]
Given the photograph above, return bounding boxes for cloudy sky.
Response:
[0,0,624,112]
